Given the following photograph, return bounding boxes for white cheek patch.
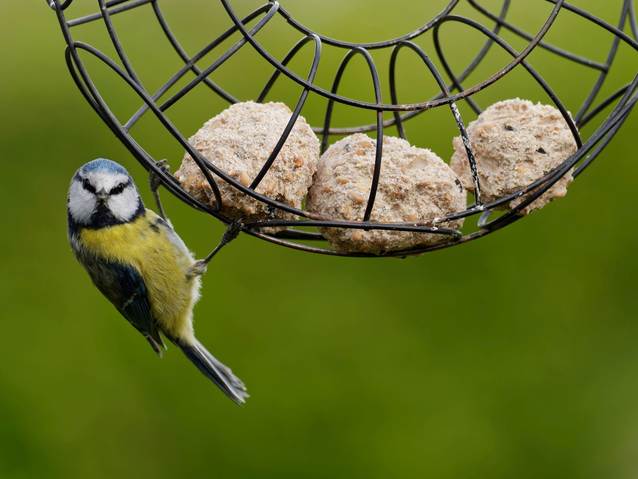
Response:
[107,184,140,222]
[68,179,97,224]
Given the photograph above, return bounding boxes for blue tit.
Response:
[67,158,248,404]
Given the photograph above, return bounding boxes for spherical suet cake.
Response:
[450,99,578,214]
[307,134,466,254]
[176,101,320,223]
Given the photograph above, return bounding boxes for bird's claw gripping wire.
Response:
[186,260,208,279]
[186,219,244,279]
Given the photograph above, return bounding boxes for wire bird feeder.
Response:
[47,0,638,258]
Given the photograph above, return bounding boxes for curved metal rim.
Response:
[217,0,569,111]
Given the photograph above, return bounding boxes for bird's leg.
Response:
[186,219,243,279]
[149,159,171,220]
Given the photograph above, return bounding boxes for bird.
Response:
[67,158,248,404]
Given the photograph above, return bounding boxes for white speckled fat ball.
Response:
[307,134,466,254]
[175,101,320,223]
[450,98,578,214]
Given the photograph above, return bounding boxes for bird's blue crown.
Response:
[80,158,130,176]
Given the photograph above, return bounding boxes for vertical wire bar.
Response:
[574,76,638,176]
[258,36,317,102]
[97,0,142,85]
[250,34,321,189]
[319,48,384,221]
[388,49,407,139]
[629,0,638,40]
[392,41,482,204]
[358,49,384,222]
[574,3,629,124]
[65,47,108,122]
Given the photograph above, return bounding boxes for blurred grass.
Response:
[1,1,638,478]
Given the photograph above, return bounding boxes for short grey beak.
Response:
[96,188,109,201]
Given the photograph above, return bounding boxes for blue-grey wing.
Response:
[80,254,165,354]
[155,215,194,261]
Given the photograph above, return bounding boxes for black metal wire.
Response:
[250,34,321,190]
[389,41,483,204]
[47,0,638,258]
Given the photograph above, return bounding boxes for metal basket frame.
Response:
[47,0,638,257]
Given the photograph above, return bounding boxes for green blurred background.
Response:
[1,1,637,478]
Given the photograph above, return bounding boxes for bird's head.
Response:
[68,159,144,228]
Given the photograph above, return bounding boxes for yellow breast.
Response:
[79,210,199,340]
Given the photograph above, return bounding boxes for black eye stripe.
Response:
[81,178,96,194]
[78,177,130,195]
[109,180,131,195]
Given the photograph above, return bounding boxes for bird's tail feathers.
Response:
[175,338,249,404]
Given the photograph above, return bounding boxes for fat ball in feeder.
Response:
[307,134,466,254]
[176,101,320,225]
[450,99,578,215]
